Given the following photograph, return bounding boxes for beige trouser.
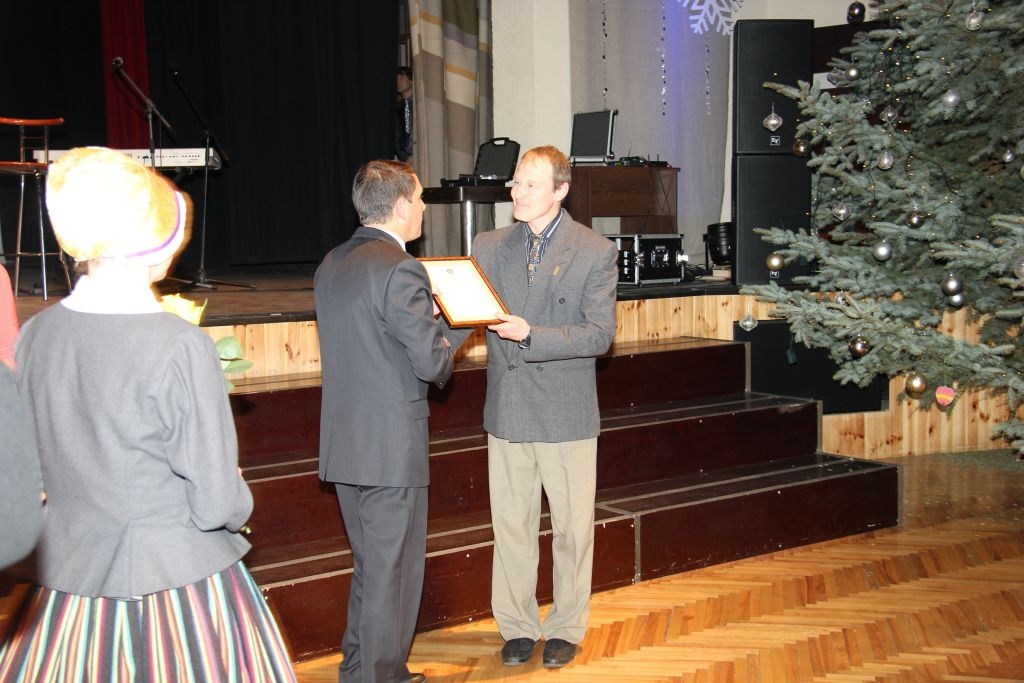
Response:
[487,434,597,644]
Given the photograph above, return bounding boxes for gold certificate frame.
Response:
[419,256,508,327]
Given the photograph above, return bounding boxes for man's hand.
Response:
[488,313,531,343]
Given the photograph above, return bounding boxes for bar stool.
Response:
[0,116,72,300]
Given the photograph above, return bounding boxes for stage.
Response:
[11,262,320,327]
[11,261,735,328]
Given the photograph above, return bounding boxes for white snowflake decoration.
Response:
[678,0,743,36]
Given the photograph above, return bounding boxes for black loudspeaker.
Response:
[734,320,887,415]
[732,155,810,285]
[733,20,813,155]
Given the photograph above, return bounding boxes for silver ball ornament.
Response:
[940,273,963,296]
[941,90,960,108]
[877,150,895,170]
[846,1,866,24]
[965,11,984,31]
[765,252,785,271]
[872,241,893,261]
[845,64,861,80]
[762,111,783,133]
[905,372,928,399]
[906,211,926,228]
[848,336,870,358]
[1002,149,1016,164]
[947,292,965,308]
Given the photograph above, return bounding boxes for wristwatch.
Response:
[518,334,532,349]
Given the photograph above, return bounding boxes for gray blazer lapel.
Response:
[498,229,529,315]
[523,224,576,316]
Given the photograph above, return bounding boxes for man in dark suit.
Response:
[315,160,453,683]
[446,146,618,669]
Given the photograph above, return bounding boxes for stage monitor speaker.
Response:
[733,20,813,155]
[732,154,810,285]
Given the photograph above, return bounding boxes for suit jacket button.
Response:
[508,364,515,370]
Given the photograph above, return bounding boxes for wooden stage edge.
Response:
[11,263,1013,461]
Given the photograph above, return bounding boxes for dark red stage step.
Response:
[233,337,899,661]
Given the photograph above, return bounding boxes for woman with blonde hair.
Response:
[0,147,296,682]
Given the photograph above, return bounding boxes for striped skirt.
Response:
[0,561,297,682]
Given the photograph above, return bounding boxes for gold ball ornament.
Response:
[905,372,928,399]
[848,336,870,358]
[792,139,810,157]
[935,385,957,407]
[765,252,785,271]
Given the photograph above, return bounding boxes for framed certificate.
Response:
[419,256,508,327]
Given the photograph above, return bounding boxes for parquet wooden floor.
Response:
[293,451,1024,682]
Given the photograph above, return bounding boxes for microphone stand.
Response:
[111,58,178,165]
[168,67,252,291]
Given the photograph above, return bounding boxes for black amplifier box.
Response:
[609,234,688,285]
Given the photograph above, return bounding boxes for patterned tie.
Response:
[527,233,543,287]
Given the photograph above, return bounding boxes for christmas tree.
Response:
[745,0,1024,456]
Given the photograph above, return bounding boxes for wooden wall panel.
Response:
[205,295,1011,460]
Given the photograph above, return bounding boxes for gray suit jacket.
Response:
[464,213,618,443]
[315,227,454,487]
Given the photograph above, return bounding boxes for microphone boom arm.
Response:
[112,58,178,144]
[169,67,231,168]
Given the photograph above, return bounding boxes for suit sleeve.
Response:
[525,238,618,362]
[384,257,454,385]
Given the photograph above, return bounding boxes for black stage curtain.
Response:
[1,1,397,269]
[0,2,106,261]
[147,1,398,269]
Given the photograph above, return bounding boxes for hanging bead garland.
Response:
[705,35,713,115]
[660,0,668,116]
[602,0,609,110]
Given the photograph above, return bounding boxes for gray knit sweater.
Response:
[15,304,252,598]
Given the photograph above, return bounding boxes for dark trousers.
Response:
[335,483,428,683]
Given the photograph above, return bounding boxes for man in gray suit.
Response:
[315,160,453,683]
[448,146,618,669]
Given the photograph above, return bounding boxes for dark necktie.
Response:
[527,233,543,286]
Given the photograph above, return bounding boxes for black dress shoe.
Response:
[409,674,427,683]
[500,637,537,665]
[542,638,577,668]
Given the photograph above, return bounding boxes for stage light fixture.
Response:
[704,222,734,270]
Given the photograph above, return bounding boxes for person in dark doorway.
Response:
[315,159,453,683]
[395,66,414,162]
[444,145,618,669]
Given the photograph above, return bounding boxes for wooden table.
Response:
[563,165,678,234]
